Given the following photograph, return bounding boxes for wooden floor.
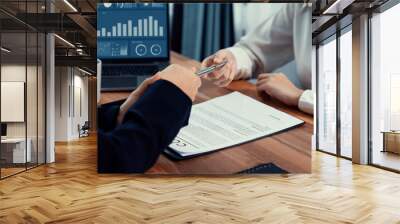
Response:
[1,135,400,223]
[1,167,26,178]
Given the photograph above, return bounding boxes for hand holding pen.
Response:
[196,59,228,77]
[200,49,237,87]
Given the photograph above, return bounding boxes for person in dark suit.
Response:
[98,64,201,173]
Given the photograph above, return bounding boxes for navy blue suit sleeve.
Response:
[98,80,192,173]
[98,104,119,132]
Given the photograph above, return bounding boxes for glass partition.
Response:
[38,32,46,165]
[0,0,46,179]
[27,30,38,169]
[1,31,28,177]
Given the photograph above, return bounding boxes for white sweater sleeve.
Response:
[227,47,255,80]
[298,89,314,115]
[232,4,296,77]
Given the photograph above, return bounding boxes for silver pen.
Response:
[195,59,228,77]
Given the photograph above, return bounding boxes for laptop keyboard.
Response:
[102,65,159,77]
[101,64,164,91]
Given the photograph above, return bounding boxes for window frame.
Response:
[0,0,48,180]
[315,21,353,160]
[367,0,400,173]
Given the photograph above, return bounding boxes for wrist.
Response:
[227,47,253,79]
[293,88,304,106]
[298,90,314,114]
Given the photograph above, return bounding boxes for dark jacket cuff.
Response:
[98,104,120,132]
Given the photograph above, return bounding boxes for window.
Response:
[370,2,400,171]
[316,25,353,159]
[317,35,337,155]
[339,27,352,158]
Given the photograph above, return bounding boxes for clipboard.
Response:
[163,121,303,160]
[163,92,305,160]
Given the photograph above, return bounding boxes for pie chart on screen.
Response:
[103,3,112,8]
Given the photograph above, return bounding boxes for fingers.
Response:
[257,73,274,80]
[195,74,202,89]
[256,76,274,95]
[257,82,274,96]
[202,52,225,66]
[202,55,222,80]
[208,64,228,80]
[212,67,229,85]
[219,58,237,86]
[201,55,214,68]
[157,64,202,102]
[215,63,235,87]
[211,61,237,87]
[208,56,230,80]
[213,53,225,64]
[201,51,226,78]
[201,50,237,87]
[256,73,275,92]
[256,77,269,87]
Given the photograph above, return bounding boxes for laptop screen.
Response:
[97,3,169,60]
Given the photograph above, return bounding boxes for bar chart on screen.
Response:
[97,16,164,38]
[97,3,168,59]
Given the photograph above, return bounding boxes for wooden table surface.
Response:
[100,52,313,174]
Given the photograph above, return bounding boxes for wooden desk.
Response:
[381,131,400,154]
[100,52,313,174]
[1,138,32,164]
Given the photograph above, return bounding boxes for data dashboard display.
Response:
[97,3,168,59]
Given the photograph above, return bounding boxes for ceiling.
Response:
[312,0,390,43]
[0,0,97,72]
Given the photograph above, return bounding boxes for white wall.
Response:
[55,67,69,141]
[75,74,89,123]
[1,65,41,137]
[71,73,89,138]
[1,63,46,163]
[1,65,26,139]
[1,82,24,122]
[54,67,89,141]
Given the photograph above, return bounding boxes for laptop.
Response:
[97,3,170,91]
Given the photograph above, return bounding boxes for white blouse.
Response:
[227,3,313,115]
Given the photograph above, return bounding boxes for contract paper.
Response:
[168,92,304,157]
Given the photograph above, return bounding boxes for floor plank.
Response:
[1,134,400,223]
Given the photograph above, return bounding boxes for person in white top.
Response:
[201,3,313,114]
